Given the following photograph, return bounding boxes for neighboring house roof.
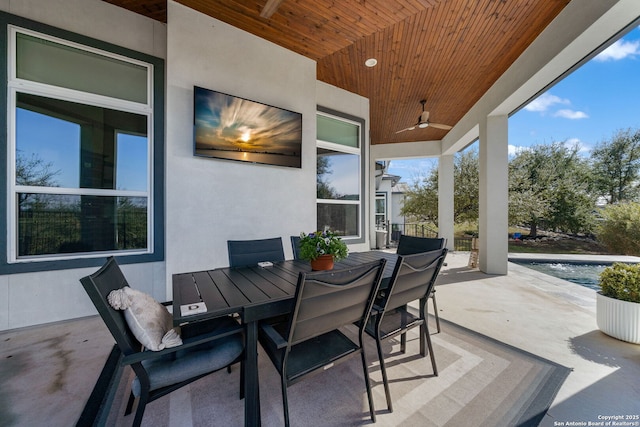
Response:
[392,182,410,194]
[381,173,401,187]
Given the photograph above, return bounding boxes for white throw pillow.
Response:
[107,287,182,351]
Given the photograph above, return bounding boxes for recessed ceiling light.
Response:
[365,58,378,67]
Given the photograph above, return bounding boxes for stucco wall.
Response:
[164,2,319,293]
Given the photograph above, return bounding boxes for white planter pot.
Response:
[596,292,640,344]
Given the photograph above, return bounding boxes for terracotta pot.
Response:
[310,254,334,271]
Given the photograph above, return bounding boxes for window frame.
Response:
[316,106,365,244]
[0,12,165,273]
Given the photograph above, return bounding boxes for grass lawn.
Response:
[508,236,611,254]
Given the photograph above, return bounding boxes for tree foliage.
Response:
[508,142,596,236]
[398,127,640,240]
[400,168,438,225]
[400,148,479,225]
[452,148,479,223]
[591,128,640,204]
[597,202,640,256]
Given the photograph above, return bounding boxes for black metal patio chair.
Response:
[258,259,386,426]
[366,248,448,412]
[79,257,244,427]
[227,237,285,267]
[290,235,302,260]
[396,235,447,333]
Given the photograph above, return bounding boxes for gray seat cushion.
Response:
[132,316,243,396]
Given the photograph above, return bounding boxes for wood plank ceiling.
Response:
[103,0,570,145]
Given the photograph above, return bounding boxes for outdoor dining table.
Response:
[172,250,399,427]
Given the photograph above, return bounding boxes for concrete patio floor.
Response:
[434,252,640,426]
[1,251,639,426]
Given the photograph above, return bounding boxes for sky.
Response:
[387,25,640,185]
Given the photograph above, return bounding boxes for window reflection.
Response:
[17,194,147,256]
[15,92,148,191]
[317,149,359,200]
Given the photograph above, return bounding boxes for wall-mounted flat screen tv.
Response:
[193,86,302,168]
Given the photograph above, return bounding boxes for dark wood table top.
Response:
[172,250,398,325]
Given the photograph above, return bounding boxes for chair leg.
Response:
[424,324,438,376]
[124,392,136,415]
[430,290,441,334]
[360,350,376,423]
[281,376,290,427]
[132,393,148,427]
[376,337,393,412]
[239,361,245,400]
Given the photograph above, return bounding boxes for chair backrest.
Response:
[290,235,302,260]
[287,259,386,346]
[383,248,448,312]
[80,257,141,356]
[227,237,285,267]
[396,235,446,255]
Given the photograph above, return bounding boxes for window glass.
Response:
[317,114,358,147]
[17,194,147,256]
[16,33,148,103]
[15,93,148,191]
[317,203,359,236]
[375,194,386,228]
[116,133,148,191]
[316,148,359,200]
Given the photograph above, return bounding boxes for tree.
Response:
[400,147,479,225]
[400,170,439,225]
[15,150,60,207]
[316,155,336,199]
[508,142,596,236]
[452,148,479,224]
[591,128,640,204]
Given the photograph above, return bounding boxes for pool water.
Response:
[514,262,607,291]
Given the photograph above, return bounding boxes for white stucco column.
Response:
[438,154,455,251]
[478,115,508,274]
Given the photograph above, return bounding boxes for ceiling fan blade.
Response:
[421,111,430,123]
[429,122,453,130]
[395,126,416,134]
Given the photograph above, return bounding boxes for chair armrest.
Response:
[121,322,244,366]
[259,323,288,350]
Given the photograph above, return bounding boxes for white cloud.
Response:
[508,145,530,156]
[524,93,570,112]
[564,138,590,154]
[594,39,640,61]
[554,109,589,119]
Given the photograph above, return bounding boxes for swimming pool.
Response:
[511,261,607,291]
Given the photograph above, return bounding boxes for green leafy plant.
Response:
[597,202,640,256]
[599,262,640,303]
[299,230,348,261]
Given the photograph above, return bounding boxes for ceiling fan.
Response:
[396,100,452,134]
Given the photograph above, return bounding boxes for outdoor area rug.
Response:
[0,315,570,427]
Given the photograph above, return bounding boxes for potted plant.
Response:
[299,230,349,270]
[596,262,640,344]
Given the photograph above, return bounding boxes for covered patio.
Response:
[2,252,638,426]
[1,1,640,425]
